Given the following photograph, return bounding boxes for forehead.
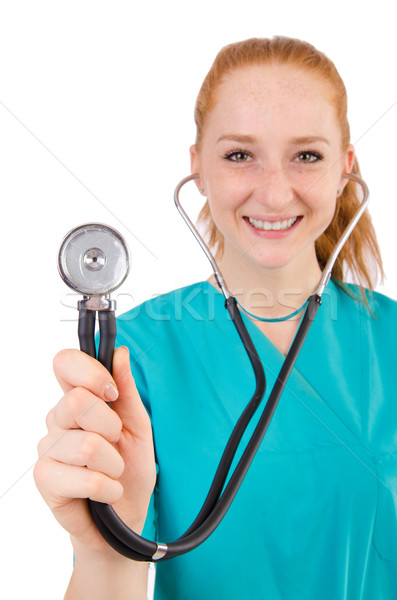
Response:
[204,63,339,140]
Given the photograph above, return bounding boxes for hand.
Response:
[34,346,156,555]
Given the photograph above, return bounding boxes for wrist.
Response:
[71,507,147,560]
[72,536,134,568]
[68,538,148,600]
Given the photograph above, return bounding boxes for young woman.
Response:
[34,37,397,599]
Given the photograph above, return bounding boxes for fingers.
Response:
[34,457,124,506]
[110,346,152,437]
[53,349,119,401]
[36,344,155,545]
[47,345,153,501]
[50,387,123,444]
[42,358,126,501]
[38,429,125,480]
[52,347,151,440]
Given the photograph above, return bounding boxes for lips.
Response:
[248,216,298,231]
[244,215,302,235]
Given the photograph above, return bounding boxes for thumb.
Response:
[111,346,151,436]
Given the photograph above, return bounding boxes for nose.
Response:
[253,166,296,214]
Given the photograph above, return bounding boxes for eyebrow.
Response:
[290,136,330,145]
[217,134,330,145]
[217,134,257,144]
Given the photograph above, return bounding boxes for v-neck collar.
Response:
[197,278,366,453]
[201,278,323,360]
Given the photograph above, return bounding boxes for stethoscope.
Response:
[58,171,368,562]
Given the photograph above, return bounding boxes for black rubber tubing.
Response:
[98,311,117,373]
[78,294,320,561]
[158,293,321,559]
[78,309,96,357]
[77,309,152,559]
[79,302,268,560]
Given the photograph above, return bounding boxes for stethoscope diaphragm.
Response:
[58,223,130,296]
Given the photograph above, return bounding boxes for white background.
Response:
[0,1,396,597]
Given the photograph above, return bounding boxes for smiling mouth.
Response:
[247,216,301,231]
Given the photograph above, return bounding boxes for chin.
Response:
[245,247,319,276]
[244,250,296,271]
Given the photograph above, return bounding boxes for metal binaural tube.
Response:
[314,172,369,297]
[174,174,232,299]
[174,172,369,302]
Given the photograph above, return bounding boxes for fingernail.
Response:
[104,382,119,402]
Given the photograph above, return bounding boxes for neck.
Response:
[213,245,322,320]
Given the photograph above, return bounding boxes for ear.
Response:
[343,144,355,174]
[189,144,198,173]
[189,145,205,194]
[340,144,355,191]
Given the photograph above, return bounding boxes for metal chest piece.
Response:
[58,223,130,310]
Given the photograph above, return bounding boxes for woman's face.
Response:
[191,64,354,274]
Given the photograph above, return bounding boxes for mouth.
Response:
[246,215,302,232]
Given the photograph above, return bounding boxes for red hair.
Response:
[194,37,383,293]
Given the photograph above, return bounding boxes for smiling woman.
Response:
[191,64,351,291]
[35,36,397,600]
[194,38,382,299]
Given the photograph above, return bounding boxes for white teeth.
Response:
[248,216,298,231]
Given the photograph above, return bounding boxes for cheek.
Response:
[291,167,334,196]
[206,168,256,210]
[301,170,338,211]
[207,196,232,231]
[306,192,337,234]
[322,203,338,233]
[206,191,243,242]
[206,177,246,216]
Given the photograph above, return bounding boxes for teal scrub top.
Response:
[115,280,397,600]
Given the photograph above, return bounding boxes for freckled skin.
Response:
[191,64,354,284]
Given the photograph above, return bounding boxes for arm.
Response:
[65,542,149,599]
[34,346,156,599]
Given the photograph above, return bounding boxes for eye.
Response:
[295,151,324,163]
[223,149,253,162]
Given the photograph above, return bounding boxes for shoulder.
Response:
[114,281,227,412]
[333,282,397,357]
[331,280,397,320]
[318,280,396,359]
[117,281,216,329]
[351,283,395,316]
[114,280,222,357]
[114,282,217,405]
[369,288,397,320]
